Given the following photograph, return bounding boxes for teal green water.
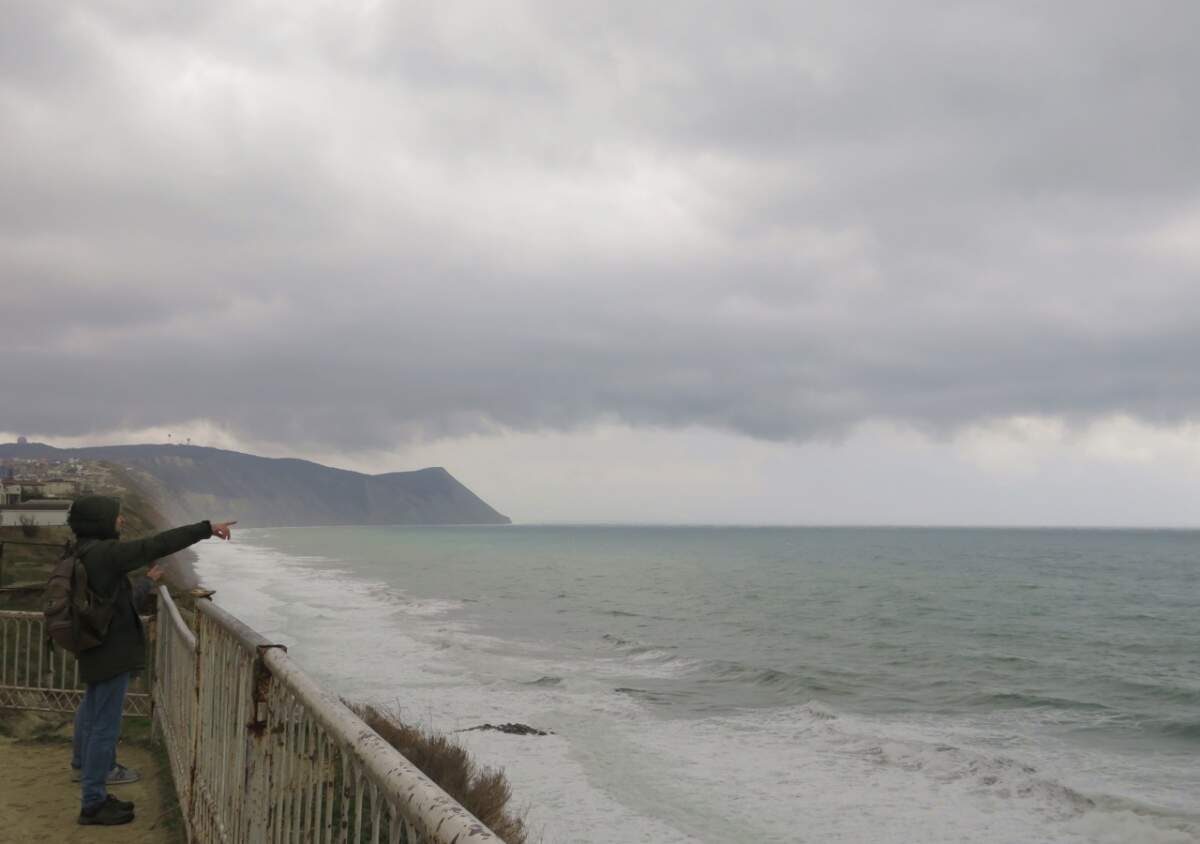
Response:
[198,526,1200,842]
[248,526,1199,744]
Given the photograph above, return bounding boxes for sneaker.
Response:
[78,796,135,826]
[71,762,141,785]
[107,762,141,785]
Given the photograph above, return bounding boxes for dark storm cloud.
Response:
[2,1,1199,449]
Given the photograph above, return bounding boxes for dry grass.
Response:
[347,702,527,844]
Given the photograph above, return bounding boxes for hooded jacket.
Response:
[67,496,212,684]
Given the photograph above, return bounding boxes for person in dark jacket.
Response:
[66,495,234,826]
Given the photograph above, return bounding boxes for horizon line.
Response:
[237,521,1200,531]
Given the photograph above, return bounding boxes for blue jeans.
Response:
[72,672,130,810]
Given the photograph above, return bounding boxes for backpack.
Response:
[43,541,115,655]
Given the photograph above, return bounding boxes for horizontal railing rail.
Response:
[0,610,153,717]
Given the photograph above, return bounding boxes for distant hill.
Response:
[0,442,511,527]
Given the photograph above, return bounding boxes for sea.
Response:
[193,526,1200,844]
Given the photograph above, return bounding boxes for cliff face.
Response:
[0,442,511,527]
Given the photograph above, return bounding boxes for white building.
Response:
[0,483,20,506]
[0,500,71,527]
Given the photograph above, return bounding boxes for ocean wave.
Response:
[526,676,564,687]
[695,661,834,695]
[835,727,1200,838]
[765,701,1200,841]
[1115,679,1200,706]
[601,633,680,661]
[390,597,463,617]
[1067,713,1200,744]
[795,700,839,720]
[1065,810,1200,844]
[694,658,856,700]
[601,632,843,700]
[614,686,696,706]
[1072,796,1200,843]
[968,691,1111,711]
[1160,720,1200,741]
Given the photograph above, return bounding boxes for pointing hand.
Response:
[211,521,237,540]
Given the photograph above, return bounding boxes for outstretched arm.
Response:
[109,520,236,574]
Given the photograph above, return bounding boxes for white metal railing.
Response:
[154,583,199,818]
[0,610,153,716]
[154,587,505,844]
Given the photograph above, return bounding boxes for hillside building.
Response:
[0,500,71,527]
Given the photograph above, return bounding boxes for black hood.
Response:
[68,495,121,540]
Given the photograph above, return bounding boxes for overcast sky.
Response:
[3,2,1199,525]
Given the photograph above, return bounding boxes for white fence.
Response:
[0,610,153,715]
[1,591,505,844]
[154,587,504,844]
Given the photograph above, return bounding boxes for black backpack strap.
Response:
[73,539,117,603]
[70,559,81,652]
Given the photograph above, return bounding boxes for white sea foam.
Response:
[193,536,1199,844]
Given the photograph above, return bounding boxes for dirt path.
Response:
[0,737,179,843]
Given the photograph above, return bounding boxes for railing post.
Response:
[186,607,206,838]
[243,644,283,844]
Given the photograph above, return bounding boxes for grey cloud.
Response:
[2,1,1199,451]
